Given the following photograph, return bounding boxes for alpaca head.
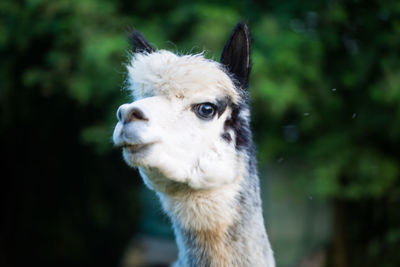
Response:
[113,23,252,193]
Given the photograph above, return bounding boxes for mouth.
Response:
[122,142,154,154]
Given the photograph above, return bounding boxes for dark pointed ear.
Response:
[220,22,251,89]
[127,29,155,53]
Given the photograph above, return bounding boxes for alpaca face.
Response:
[113,51,244,191]
[114,24,252,193]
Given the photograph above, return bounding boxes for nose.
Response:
[116,105,148,124]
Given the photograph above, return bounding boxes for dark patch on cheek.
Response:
[222,115,234,143]
[224,117,234,134]
[218,98,236,144]
[222,104,251,150]
[221,132,232,143]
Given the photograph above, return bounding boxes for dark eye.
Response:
[193,103,217,120]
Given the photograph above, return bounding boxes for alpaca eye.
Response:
[194,103,217,120]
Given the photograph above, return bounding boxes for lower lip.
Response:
[123,143,151,153]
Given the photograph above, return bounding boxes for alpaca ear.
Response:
[128,29,155,53]
[220,22,251,89]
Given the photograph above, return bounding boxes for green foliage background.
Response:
[1,0,399,266]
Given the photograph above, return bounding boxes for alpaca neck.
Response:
[158,173,275,267]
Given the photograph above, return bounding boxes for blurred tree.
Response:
[250,1,400,266]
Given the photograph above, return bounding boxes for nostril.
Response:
[127,107,148,122]
[117,105,148,124]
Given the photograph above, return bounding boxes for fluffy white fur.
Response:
[114,51,241,191]
[126,50,241,104]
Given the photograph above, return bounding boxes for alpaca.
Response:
[113,22,275,267]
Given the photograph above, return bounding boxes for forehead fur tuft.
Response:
[126,50,240,104]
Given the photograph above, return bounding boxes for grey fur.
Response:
[167,102,275,267]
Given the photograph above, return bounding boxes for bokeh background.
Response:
[1,0,400,266]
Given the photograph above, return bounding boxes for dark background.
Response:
[1,0,400,266]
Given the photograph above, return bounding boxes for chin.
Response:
[122,144,154,168]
